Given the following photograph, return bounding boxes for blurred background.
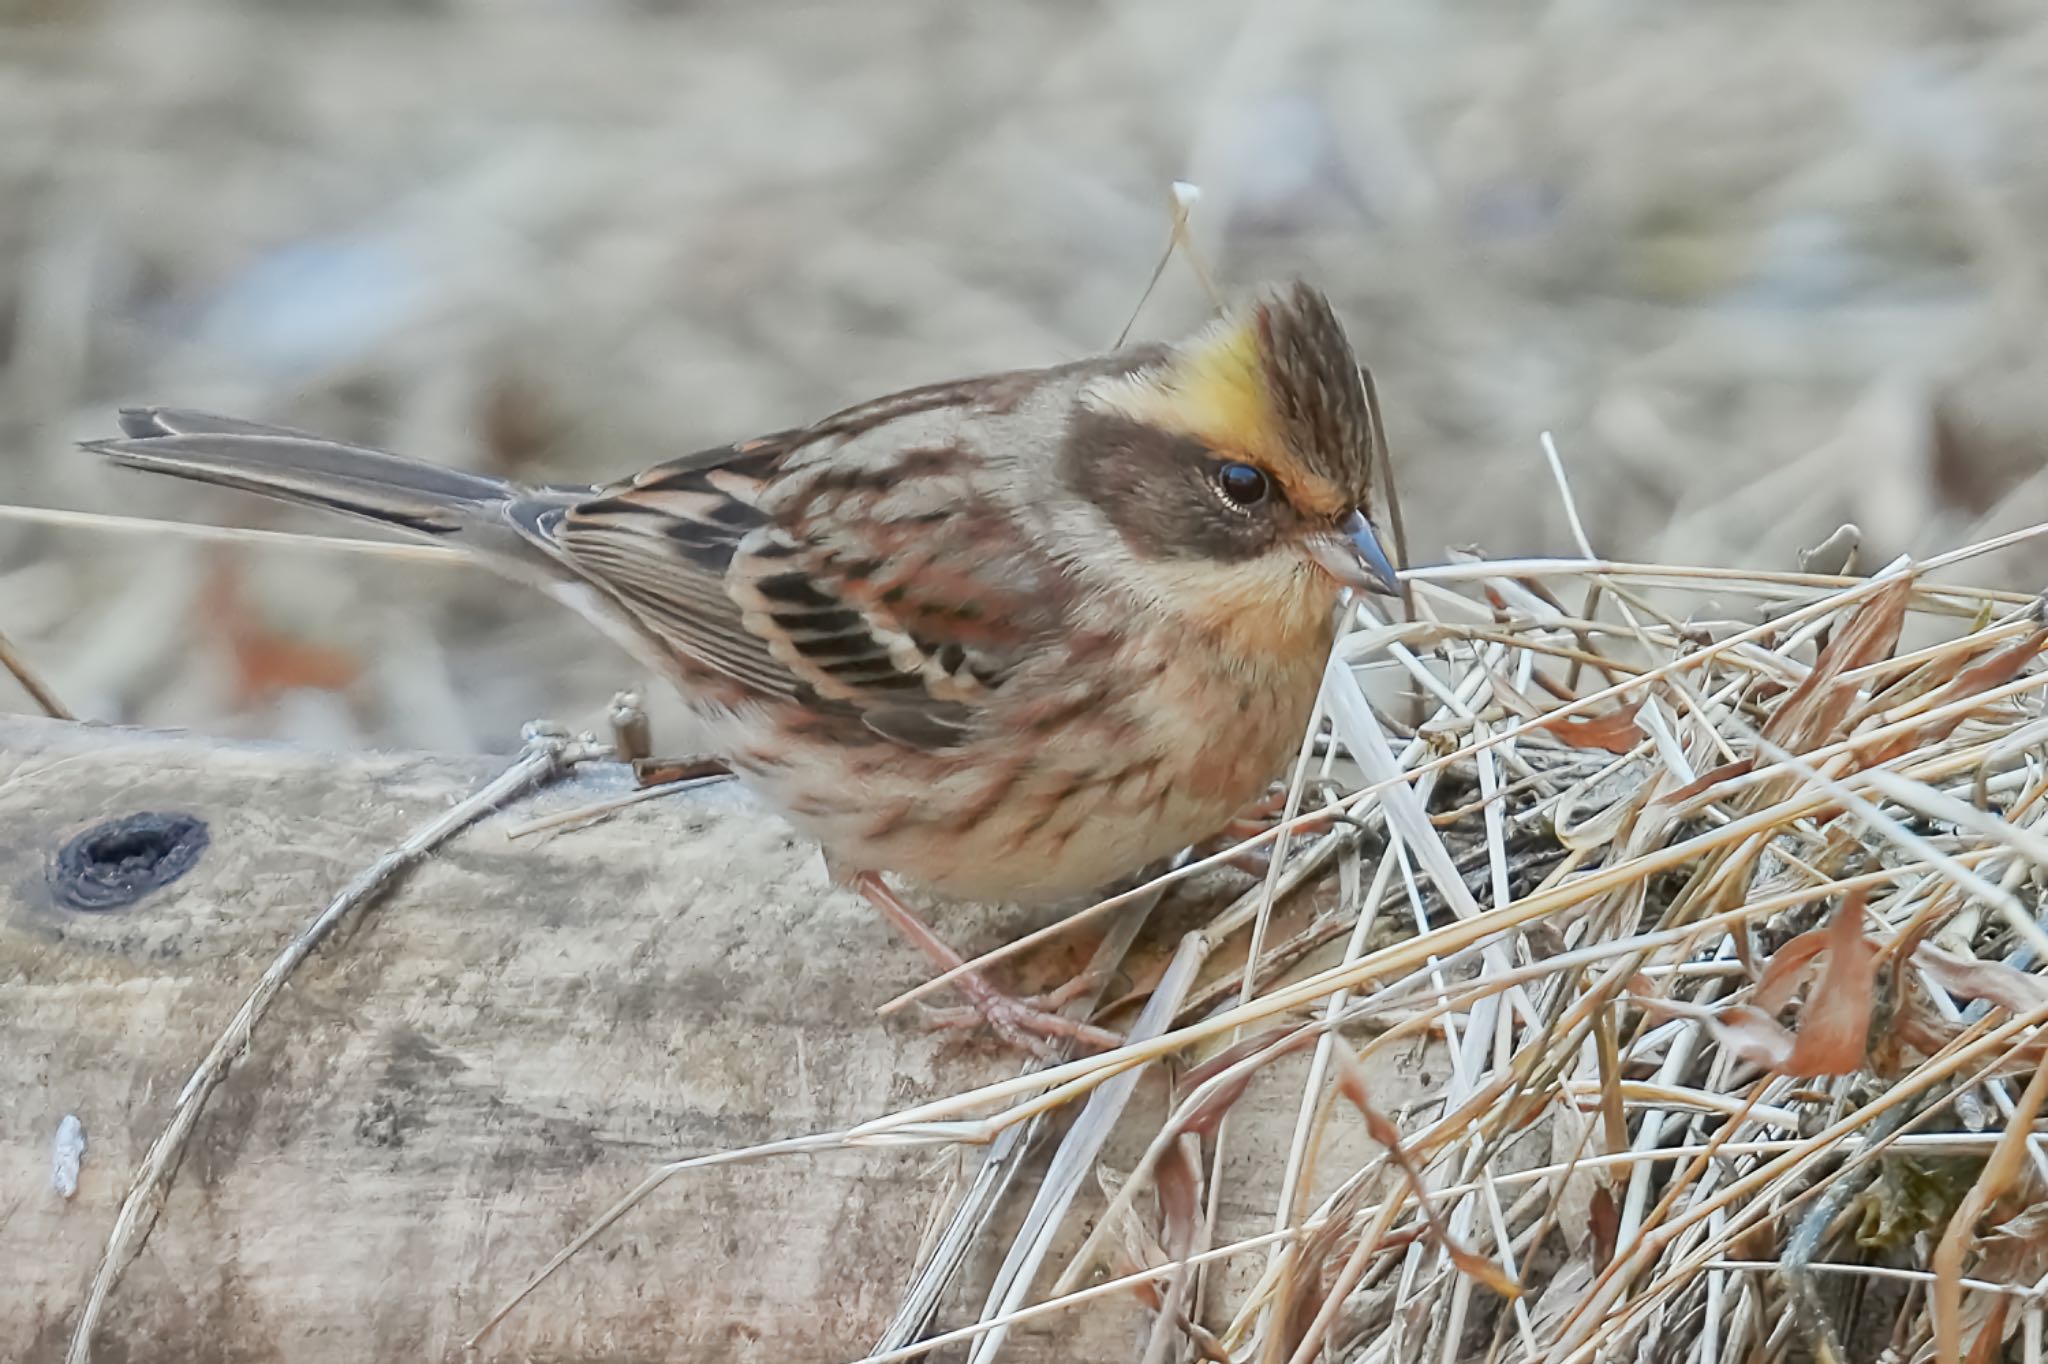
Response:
[5,0,2048,752]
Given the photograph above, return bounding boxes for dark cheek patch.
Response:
[1060,410,1286,563]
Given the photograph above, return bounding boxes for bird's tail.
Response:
[86,407,522,538]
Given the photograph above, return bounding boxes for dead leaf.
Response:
[1535,700,1647,754]
[1762,576,1913,756]
[1962,1297,2011,1364]
[1657,756,1757,807]
[1178,1027,1302,1091]
[1915,946,2048,1016]
[1589,1184,1620,1270]
[1886,985,1963,1065]
[1752,920,1834,1014]
[1272,1183,1365,1363]
[1858,626,2048,767]
[1174,1026,1313,1140]
[1780,892,1879,1076]
[1634,898,1877,1076]
[1156,1132,1204,1264]
[1729,1217,1777,1265]
[1976,1203,2048,1282]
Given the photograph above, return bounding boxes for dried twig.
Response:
[0,623,72,720]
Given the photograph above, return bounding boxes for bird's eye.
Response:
[1215,462,1270,507]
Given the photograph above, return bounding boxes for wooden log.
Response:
[1,714,1184,1362]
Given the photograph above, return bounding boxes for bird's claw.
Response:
[919,987,1123,1057]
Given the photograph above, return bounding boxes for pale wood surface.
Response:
[0,715,1176,1363]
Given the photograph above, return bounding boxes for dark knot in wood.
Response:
[52,812,210,911]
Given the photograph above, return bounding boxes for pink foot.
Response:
[848,871,1122,1056]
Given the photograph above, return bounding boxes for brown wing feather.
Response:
[546,428,1065,751]
[547,437,796,700]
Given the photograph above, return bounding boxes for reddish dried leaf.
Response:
[1275,1215,1351,1360]
[1178,1074,1260,1143]
[1361,1101,1403,1152]
[1859,627,2048,767]
[1535,700,1646,754]
[1916,946,2048,1016]
[1893,910,1943,967]
[1589,1184,1620,1270]
[1888,980,1967,1065]
[1156,1133,1204,1262]
[1753,921,1834,1014]
[1659,892,1880,1074]
[1729,1217,1777,1264]
[1781,893,1880,1076]
[1875,970,2048,1081]
[1657,756,1758,806]
[1175,1027,1312,1140]
[1448,1244,1523,1300]
[1517,576,1572,613]
[1178,1026,1300,1091]
[1947,624,2048,698]
[1762,576,1913,755]
[1107,1246,1166,1311]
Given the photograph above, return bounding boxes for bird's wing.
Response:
[543,422,1068,751]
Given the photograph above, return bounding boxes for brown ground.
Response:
[6,0,2048,750]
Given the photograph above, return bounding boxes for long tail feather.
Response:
[88,406,515,536]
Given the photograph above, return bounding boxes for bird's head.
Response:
[1060,283,1398,648]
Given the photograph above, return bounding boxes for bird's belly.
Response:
[724,658,1323,904]
[780,754,1249,904]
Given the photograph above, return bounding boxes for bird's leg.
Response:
[848,871,1121,1055]
[608,690,734,788]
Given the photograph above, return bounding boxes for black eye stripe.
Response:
[1058,409,1287,564]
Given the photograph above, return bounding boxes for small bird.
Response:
[90,282,1398,1047]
